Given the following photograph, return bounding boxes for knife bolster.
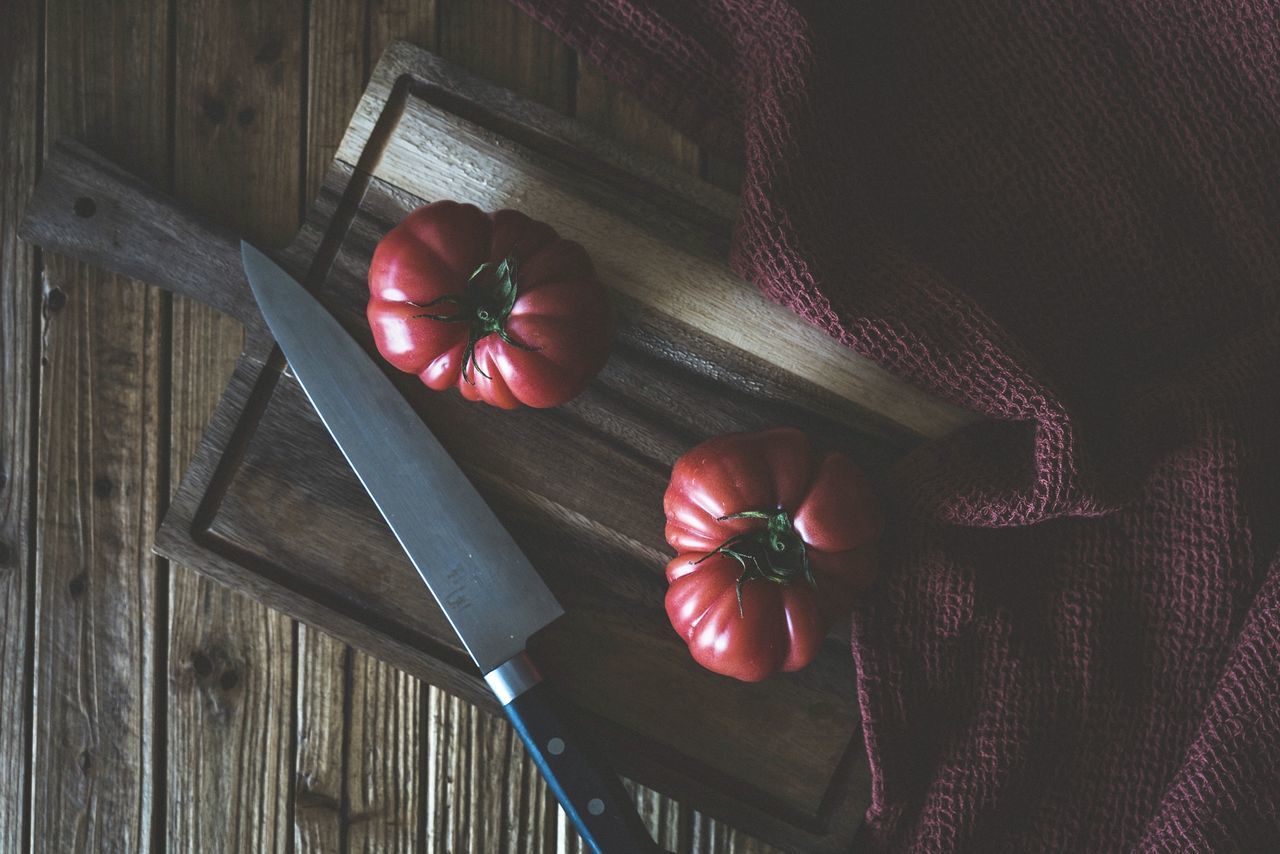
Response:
[484,651,543,704]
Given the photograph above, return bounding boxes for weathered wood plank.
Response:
[627,782,688,852]
[690,812,782,853]
[428,5,576,851]
[165,582,295,853]
[343,5,435,843]
[293,628,346,852]
[0,0,41,847]
[296,4,374,850]
[298,6,437,853]
[306,0,368,208]
[28,0,169,850]
[425,688,555,852]
[369,0,438,64]
[295,631,424,854]
[576,64,701,174]
[166,1,304,850]
[347,654,421,852]
[438,0,573,114]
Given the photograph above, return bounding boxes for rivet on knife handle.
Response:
[488,653,658,854]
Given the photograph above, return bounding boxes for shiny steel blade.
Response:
[241,241,564,674]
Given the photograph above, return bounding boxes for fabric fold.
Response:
[514,0,1280,848]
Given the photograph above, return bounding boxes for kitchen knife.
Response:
[241,242,655,854]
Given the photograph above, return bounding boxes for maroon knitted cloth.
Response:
[513,1,1280,849]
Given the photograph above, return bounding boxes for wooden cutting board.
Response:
[21,41,969,853]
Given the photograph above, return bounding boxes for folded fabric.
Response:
[513,1,1280,849]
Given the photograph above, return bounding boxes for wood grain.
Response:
[626,781,688,853]
[165,1,303,849]
[345,7,435,846]
[369,0,438,69]
[348,653,422,852]
[336,46,969,441]
[20,39,893,850]
[0,0,41,847]
[307,0,370,209]
[293,628,346,852]
[16,140,269,346]
[426,689,555,852]
[28,0,169,850]
[432,7,572,850]
[294,626,424,853]
[165,580,295,853]
[297,11,375,849]
[297,6,373,852]
[690,812,779,854]
[438,0,573,114]
[6,7,971,848]
[576,64,701,175]
[299,6,434,849]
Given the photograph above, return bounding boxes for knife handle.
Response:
[488,654,658,854]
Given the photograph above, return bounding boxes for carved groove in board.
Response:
[187,132,378,545]
[191,527,474,674]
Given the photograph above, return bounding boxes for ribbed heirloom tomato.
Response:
[367,201,613,409]
[663,428,882,682]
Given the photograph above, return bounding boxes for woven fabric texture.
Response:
[513,1,1280,849]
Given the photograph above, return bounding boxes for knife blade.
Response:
[241,242,654,853]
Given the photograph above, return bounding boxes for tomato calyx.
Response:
[407,255,539,383]
[695,509,815,617]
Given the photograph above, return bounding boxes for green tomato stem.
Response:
[406,255,538,384]
[695,509,816,618]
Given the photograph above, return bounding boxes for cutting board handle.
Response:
[19,137,268,342]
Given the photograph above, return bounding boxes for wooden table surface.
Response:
[0,1,782,851]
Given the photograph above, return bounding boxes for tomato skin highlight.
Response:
[662,428,882,682]
[367,201,613,409]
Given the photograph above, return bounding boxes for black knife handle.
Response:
[489,656,657,853]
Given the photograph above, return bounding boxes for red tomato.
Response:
[367,201,613,409]
[663,428,882,682]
